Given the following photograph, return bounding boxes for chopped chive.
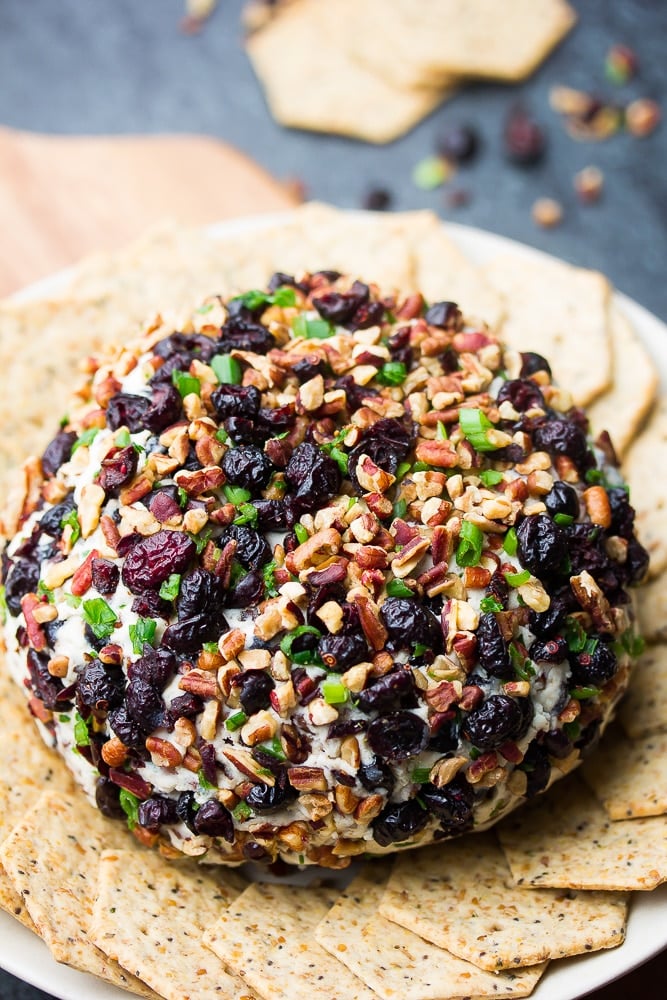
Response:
[294,523,309,545]
[129,617,158,655]
[436,420,448,440]
[292,314,335,340]
[172,370,201,398]
[411,767,432,784]
[479,595,503,613]
[456,521,484,567]
[564,616,588,654]
[396,461,412,480]
[119,789,140,830]
[82,598,118,641]
[226,711,248,732]
[563,721,581,741]
[215,427,231,444]
[60,508,81,544]
[458,408,499,452]
[73,711,91,747]
[0,586,6,625]
[479,469,503,488]
[509,642,535,680]
[375,361,407,386]
[262,559,279,597]
[571,686,602,701]
[115,428,132,448]
[504,568,531,588]
[386,578,413,598]
[159,573,181,601]
[211,354,242,385]
[412,461,432,473]
[198,769,217,790]
[233,502,259,527]
[554,513,574,526]
[412,155,448,190]
[258,737,287,762]
[280,625,322,661]
[233,801,252,822]
[177,486,189,508]
[223,484,252,505]
[392,498,408,520]
[503,527,518,557]
[322,678,349,705]
[71,427,99,454]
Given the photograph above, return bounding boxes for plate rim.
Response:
[2,210,666,1000]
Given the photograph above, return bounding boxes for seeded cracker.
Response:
[0,655,75,931]
[204,882,377,1000]
[624,397,667,578]
[483,254,612,407]
[581,723,667,820]
[245,0,449,143]
[497,775,667,891]
[379,835,628,971]
[635,579,667,644]
[587,306,658,458]
[347,0,576,90]
[0,791,159,997]
[90,848,250,1000]
[315,864,547,998]
[618,644,667,736]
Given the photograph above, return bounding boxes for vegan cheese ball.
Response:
[1,273,649,868]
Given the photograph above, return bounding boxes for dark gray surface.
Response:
[0,1,665,998]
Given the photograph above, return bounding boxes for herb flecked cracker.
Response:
[379,835,628,971]
[348,0,576,89]
[483,254,612,407]
[245,0,448,143]
[618,644,667,737]
[204,882,377,1000]
[581,724,667,820]
[635,578,667,644]
[315,864,548,999]
[624,397,667,578]
[587,306,658,458]
[0,791,159,997]
[90,848,250,1000]
[497,775,667,891]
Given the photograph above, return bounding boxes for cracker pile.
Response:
[243,0,577,142]
[1,204,667,997]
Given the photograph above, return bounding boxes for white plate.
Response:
[2,213,666,1000]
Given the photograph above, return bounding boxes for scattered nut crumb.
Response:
[532,197,563,228]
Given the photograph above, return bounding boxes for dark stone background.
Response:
[0,0,665,997]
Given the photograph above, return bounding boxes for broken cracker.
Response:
[497,774,667,891]
[618,643,667,736]
[624,397,667,578]
[582,723,667,819]
[90,847,250,1000]
[379,834,628,971]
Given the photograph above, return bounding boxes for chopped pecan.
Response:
[178,670,219,699]
[223,747,275,785]
[145,737,184,768]
[354,794,384,824]
[20,594,47,651]
[299,792,333,822]
[425,681,461,712]
[288,766,328,792]
[334,785,359,815]
[174,465,225,497]
[415,439,458,468]
[101,737,128,767]
[285,527,342,574]
[70,549,99,597]
[429,756,466,788]
[570,570,615,633]
[466,751,499,783]
[355,594,388,651]
[459,684,484,711]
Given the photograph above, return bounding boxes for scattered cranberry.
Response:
[362,187,392,211]
[504,105,546,165]
[437,123,479,164]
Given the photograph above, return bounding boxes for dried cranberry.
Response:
[462,695,525,751]
[520,352,552,379]
[380,597,441,652]
[363,186,393,211]
[428,715,459,753]
[245,768,297,813]
[251,500,291,530]
[529,636,567,664]
[105,393,151,432]
[153,332,217,364]
[318,633,369,671]
[256,404,296,438]
[91,558,119,596]
[372,798,429,846]
[334,374,380,414]
[349,299,385,331]
[570,639,618,687]
[201,742,219,786]
[222,446,273,495]
[347,418,412,493]
[313,281,369,324]
[227,570,265,607]
[237,670,274,715]
[193,799,234,841]
[41,430,77,476]
[176,791,199,833]
[98,446,138,494]
[529,590,575,638]
[168,693,204,719]
[95,776,125,819]
[476,613,512,678]
[4,558,39,615]
[545,482,580,520]
[284,442,341,513]
[268,272,299,293]
[357,669,417,713]
[27,648,64,710]
[218,317,273,355]
[532,419,590,469]
[131,590,172,620]
[292,355,328,383]
[421,777,474,832]
[358,756,395,795]
[576,718,602,757]
[116,533,141,557]
[77,660,124,714]
[504,105,546,165]
[517,514,567,578]
[211,385,260,424]
[219,524,271,570]
[521,742,551,797]
[108,705,145,748]
[121,530,196,593]
[39,495,75,537]
[543,727,573,759]
[496,378,545,413]
[606,487,635,538]
[437,124,479,164]
[137,795,179,829]
[487,570,509,608]
[162,613,224,653]
[424,301,459,328]
[367,711,429,761]
[327,718,367,739]
[148,489,181,524]
[145,385,183,433]
[129,647,176,688]
[625,538,649,585]
[125,677,168,733]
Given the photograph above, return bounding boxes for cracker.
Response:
[618,643,667,736]
[246,0,449,143]
[581,723,667,819]
[587,305,658,457]
[204,882,377,1000]
[379,834,628,971]
[0,656,75,931]
[0,790,158,997]
[90,848,249,1000]
[348,0,576,88]
[497,774,667,890]
[315,864,547,998]
[635,577,667,644]
[483,254,612,406]
[624,397,667,578]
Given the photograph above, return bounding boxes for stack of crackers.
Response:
[244,0,577,142]
[1,202,667,997]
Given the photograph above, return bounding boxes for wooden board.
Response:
[0,126,297,297]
